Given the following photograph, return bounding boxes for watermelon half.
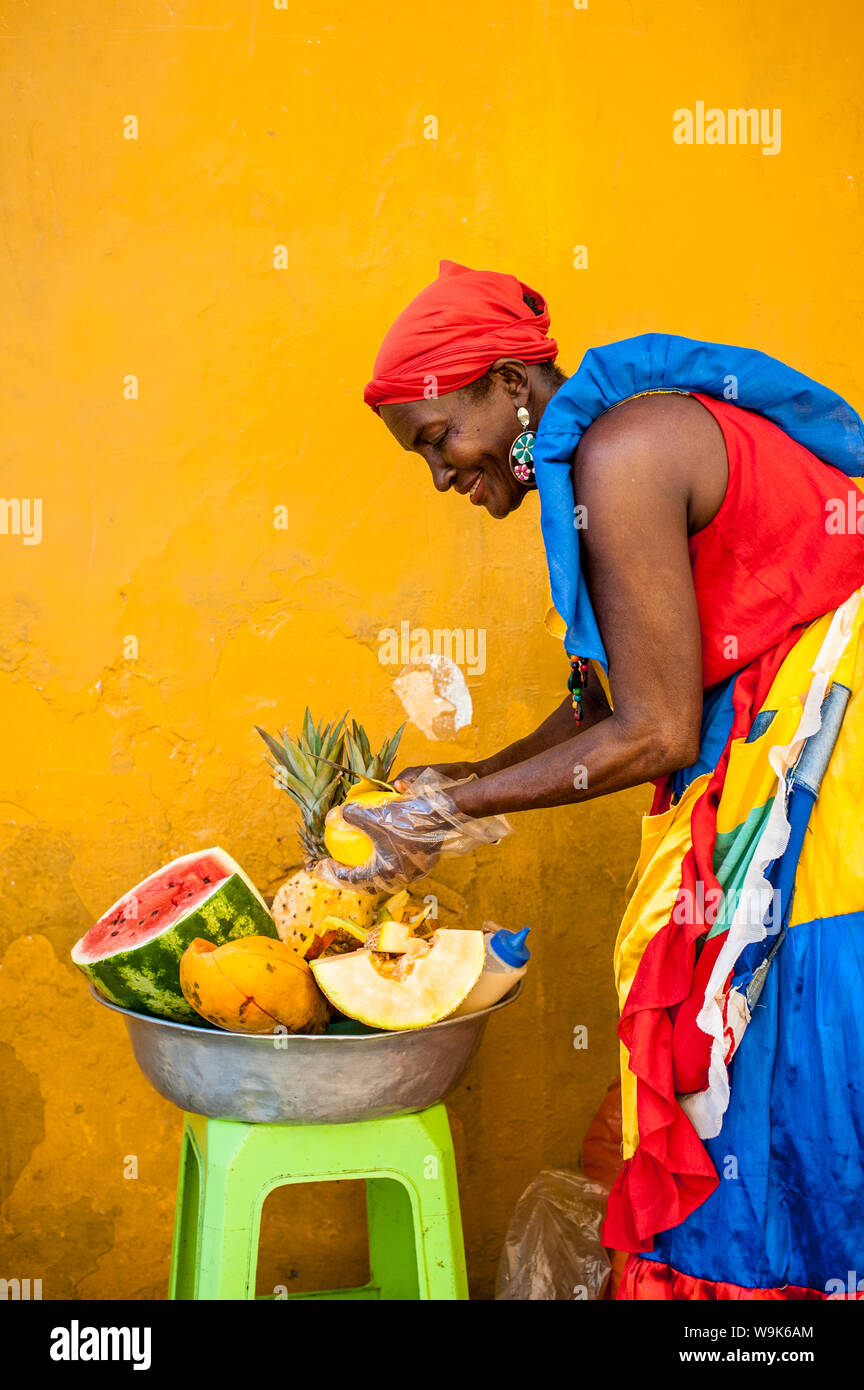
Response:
[71,848,278,1024]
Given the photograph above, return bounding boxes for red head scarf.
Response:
[363,259,558,411]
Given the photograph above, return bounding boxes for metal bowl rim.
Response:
[88,976,523,1039]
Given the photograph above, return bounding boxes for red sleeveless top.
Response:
[688,393,864,689]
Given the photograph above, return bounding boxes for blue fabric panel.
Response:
[730,787,815,993]
[642,910,864,1291]
[746,709,778,744]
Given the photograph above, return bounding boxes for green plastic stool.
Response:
[169,1103,469,1301]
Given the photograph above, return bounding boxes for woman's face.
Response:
[378,368,534,520]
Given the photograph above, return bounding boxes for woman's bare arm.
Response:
[474,684,612,776]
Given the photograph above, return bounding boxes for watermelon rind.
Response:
[71,849,278,1024]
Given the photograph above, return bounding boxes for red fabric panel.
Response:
[689,393,864,689]
[617,1254,856,1300]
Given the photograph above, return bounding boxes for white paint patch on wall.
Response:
[392,654,472,741]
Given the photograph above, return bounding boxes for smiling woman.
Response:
[319,258,864,1302]
[380,354,567,519]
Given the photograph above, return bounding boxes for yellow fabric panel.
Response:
[615,774,710,1004]
[715,607,838,837]
[789,606,864,927]
[619,1040,639,1159]
[762,608,834,708]
[715,702,803,836]
[615,773,710,1156]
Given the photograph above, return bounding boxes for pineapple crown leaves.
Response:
[254,710,405,861]
[255,711,348,845]
[343,719,406,783]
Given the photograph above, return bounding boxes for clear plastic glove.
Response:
[318,769,512,893]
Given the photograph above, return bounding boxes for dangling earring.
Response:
[509,406,536,485]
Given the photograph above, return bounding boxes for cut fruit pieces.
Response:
[407,900,435,928]
[374,921,414,953]
[365,920,417,953]
[311,929,485,1030]
[382,889,410,921]
[319,914,368,941]
[315,914,370,957]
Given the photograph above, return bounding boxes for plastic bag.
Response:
[495,1169,612,1301]
[319,768,512,893]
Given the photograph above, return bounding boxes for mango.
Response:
[324,782,400,867]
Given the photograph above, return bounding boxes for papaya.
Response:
[179,935,330,1034]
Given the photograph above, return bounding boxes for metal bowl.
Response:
[90,981,523,1124]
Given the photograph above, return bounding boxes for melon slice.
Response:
[71,848,277,1024]
[311,929,485,1030]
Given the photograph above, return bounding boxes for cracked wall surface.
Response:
[3,0,862,1300]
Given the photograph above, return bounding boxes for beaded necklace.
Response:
[567,655,590,723]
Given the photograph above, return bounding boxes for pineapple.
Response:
[256,709,404,958]
[270,871,377,960]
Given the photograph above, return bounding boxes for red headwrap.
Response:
[363,259,558,411]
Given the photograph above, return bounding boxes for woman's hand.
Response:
[392,760,479,792]
[317,792,458,891]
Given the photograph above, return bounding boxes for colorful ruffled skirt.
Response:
[605,586,864,1299]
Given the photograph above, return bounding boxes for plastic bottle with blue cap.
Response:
[452,924,531,1016]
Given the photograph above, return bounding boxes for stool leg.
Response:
[169,1120,202,1300]
[194,1117,264,1301]
[401,1105,469,1300]
[366,1177,420,1300]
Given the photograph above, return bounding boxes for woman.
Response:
[326,260,864,1299]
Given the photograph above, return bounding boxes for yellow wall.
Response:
[1,0,861,1298]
